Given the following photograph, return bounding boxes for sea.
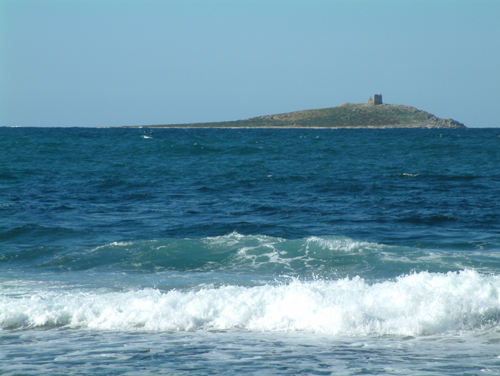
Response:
[1,126,500,375]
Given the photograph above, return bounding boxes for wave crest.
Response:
[2,270,499,337]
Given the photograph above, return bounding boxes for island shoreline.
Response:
[122,101,466,129]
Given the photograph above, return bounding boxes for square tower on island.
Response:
[368,94,383,105]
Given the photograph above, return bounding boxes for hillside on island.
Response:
[139,96,466,129]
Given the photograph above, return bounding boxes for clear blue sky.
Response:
[1,0,499,128]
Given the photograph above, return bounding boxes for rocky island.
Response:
[135,95,466,129]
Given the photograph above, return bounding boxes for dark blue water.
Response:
[1,127,500,375]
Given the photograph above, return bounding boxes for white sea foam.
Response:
[197,233,381,274]
[2,270,499,336]
[306,236,381,253]
[203,232,375,253]
[88,241,137,253]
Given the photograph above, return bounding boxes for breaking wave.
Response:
[2,270,499,337]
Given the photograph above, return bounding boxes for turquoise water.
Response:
[1,127,500,375]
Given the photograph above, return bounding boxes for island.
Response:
[129,95,466,129]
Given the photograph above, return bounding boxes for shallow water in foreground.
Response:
[1,127,500,374]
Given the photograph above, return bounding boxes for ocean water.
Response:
[1,127,500,375]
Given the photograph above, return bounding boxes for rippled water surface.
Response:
[1,127,500,375]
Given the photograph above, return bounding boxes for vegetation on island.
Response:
[134,103,466,129]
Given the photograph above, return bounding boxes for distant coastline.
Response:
[123,101,466,129]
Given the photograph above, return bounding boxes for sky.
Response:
[1,0,499,128]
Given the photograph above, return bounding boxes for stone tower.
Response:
[368,94,383,105]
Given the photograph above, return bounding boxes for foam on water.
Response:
[5,232,499,287]
[2,270,499,337]
[9,233,385,276]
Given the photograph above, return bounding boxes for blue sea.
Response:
[1,127,500,375]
